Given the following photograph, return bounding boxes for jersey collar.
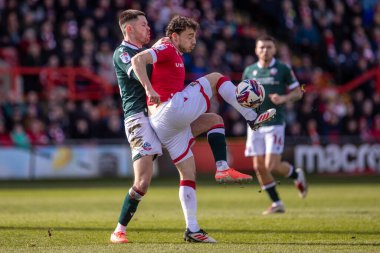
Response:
[257,58,276,68]
[166,40,183,55]
[122,41,141,50]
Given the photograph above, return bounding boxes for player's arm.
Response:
[269,86,303,105]
[269,66,303,105]
[131,50,160,104]
[152,37,170,47]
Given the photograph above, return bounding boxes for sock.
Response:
[287,165,298,180]
[263,181,281,203]
[216,76,257,121]
[116,186,145,231]
[115,223,126,233]
[207,126,229,171]
[179,180,200,232]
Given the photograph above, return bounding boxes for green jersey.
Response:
[242,59,299,126]
[113,41,151,119]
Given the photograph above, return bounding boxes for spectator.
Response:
[371,114,380,142]
[0,0,379,141]
[0,120,13,146]
[10,123,30,148]
[26,118,49,145]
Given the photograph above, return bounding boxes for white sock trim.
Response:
[207,128,225,136]
[286,165,294,178]
[262,181,276,190]
[115,223,126,233]
[216,160,229,171]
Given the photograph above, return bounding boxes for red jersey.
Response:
[147,42,185,105]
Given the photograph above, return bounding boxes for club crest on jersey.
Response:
[270,68,278,76]
[189,80,200,86]
[142,142,152,151]
[120,52,131,63]
[252,70,258,76]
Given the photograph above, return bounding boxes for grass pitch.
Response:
[0,175,379,253]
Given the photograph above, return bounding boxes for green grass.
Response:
[0,176,380,252]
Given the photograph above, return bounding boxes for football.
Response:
[236,79,265,109]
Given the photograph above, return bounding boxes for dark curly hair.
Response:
[165,16,199,37]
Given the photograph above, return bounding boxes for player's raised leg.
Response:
[202,72,276,130]
[191,113,252,183]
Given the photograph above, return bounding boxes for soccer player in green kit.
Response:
[110,10,253,243]
[243,35,308,215]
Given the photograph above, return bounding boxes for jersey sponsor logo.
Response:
[142,142,152,151]
[270,68,278,76]
[175,63,184,68]
[119,52,131,63]
[252,70,258,76]
[255,77,278,85]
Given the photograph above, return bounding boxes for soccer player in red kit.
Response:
[132,16,276,243]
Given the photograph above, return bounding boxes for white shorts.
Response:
[245,125,285,156]
[149,77,212,164]
[124,112,163,161]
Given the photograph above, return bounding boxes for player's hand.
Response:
[146,88,161,105]
[152,37,170,47]
[269,93,285,105]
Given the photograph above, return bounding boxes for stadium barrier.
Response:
[0,137,378,180]
[0,67,379,100]
[0,67,115,100]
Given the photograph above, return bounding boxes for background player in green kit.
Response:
[243,35,308,215]
[110,10,253,243]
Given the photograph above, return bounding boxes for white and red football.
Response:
[235,79,265,109]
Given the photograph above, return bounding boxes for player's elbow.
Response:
[131,54,141,68]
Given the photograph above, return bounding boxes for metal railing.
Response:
[0,66,379,100]
[0,67,114,100]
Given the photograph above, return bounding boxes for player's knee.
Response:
[208,113,223,125]
[267,161,279,172]
[204,72,223,87]
[134,179,150,194]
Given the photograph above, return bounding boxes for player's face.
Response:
[176,28,197,53]
[255,40,276,62]
[130,15,151,45]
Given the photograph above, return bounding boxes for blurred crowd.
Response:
[0,0,380,147]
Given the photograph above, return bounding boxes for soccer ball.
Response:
[236,79,265,109]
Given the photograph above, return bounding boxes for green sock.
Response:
[207,132,227,162]
[118,192,140,226]
[263,182,281,203]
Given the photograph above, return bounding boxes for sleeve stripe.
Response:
[288,81,300,90]
[127,66,133,77]
[147,49,157,63]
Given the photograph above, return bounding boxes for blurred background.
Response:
[0,0,379,179]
